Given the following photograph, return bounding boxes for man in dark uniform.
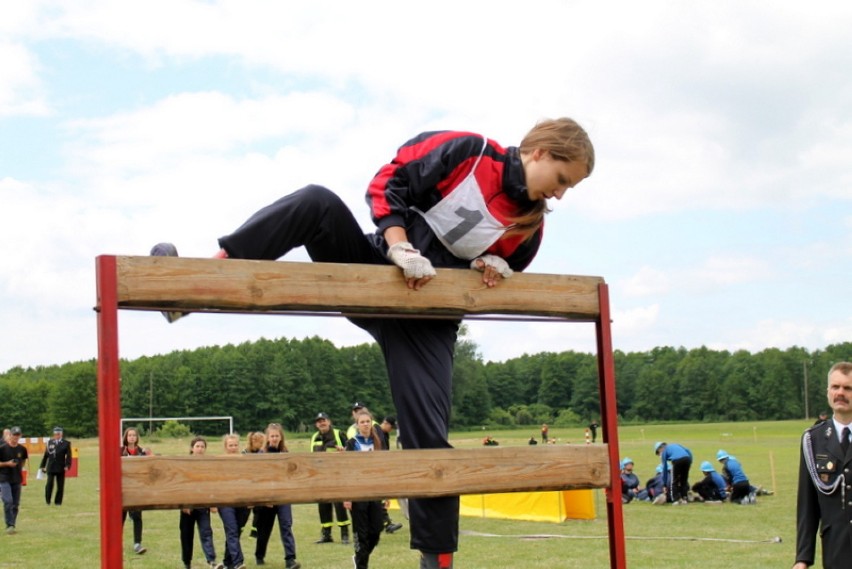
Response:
[588,420,600,443]
[795,362,852,569]
[310,412,351,545]
[40,426,72,506]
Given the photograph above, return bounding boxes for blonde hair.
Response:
[223,433,240,448]
[246,431,266,453]
[509,117,595,240]
[829,362,852,380]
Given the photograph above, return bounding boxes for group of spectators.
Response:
[619,441,772,506]
[117,402,406,569]
[2,400,403,569]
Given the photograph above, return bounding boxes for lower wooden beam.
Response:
[122,445,610,510]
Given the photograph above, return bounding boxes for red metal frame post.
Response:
[96,256,124,569]
[596,283,626,569]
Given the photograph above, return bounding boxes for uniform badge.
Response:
[821,474,831,482]
[827,461,834,471]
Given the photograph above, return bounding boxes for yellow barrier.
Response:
[390,490,595,523]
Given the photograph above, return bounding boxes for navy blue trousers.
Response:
[218,185,461,553]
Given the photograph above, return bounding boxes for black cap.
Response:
[10,426,22,435]
[351,401,366,410]
[314,412,330,421]
[53,426,63,433]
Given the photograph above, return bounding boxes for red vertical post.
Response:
[595,283,626,569]
[96,255,124,569]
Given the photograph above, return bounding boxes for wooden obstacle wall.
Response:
[96,255,626,568]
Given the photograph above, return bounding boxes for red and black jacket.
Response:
[366,131,542,272]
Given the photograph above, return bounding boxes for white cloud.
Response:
[618,255,769,299]
[621,267,671,297]
[0,42,50,117]
[2,1,852,372]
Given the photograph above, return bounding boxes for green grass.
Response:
[7,420,811,568]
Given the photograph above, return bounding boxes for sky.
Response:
[1,1,850,374]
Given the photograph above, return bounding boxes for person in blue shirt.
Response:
[716,450,755,504]
[645,464,667,504]
[646,464,671,504]
[691,461,728,503]
[619,458,648,503]
[654,441,692,504]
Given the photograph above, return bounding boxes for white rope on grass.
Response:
[461,530,783,544]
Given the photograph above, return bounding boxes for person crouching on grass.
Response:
[345,409,388,569]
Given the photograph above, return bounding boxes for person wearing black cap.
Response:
[40,426,72,506]
[0,426,28,534]
[347,402,379,440]
[310,412,351,545]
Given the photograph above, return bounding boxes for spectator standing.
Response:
[254,423,301,569]
[588,420,600,443]
[344,409,388,569]
[39,426,72,506]
[219,433,250,569]
[347,402,380,439]
[243,431,266,540]
[310,412,351,545]
[795,362,852,569]
[120,428,150,554]
[378,416,404,534]
[654,441,692,505]
[180,436,222,569]
[540,423,549,444]
[0,426,28,534]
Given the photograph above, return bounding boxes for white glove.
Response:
[471,254,513,278]
[387,242,437,279]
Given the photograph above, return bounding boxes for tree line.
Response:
[1,331,848,438]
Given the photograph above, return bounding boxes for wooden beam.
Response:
[111,256,604,319]
[122,445,610,510]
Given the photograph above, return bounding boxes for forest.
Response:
[1,330,848,438]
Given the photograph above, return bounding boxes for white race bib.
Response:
[413,138,507,260]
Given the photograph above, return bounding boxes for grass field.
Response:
[4,420,814,568]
